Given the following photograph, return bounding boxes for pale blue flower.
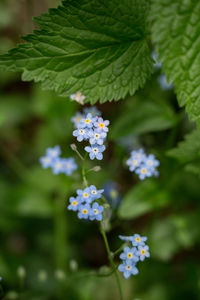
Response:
[118,261,138,278]
[88,129,106,145]
[89,185,104,200]
[89,202,104,221]
[62,158,77,176]
[78,204,91,219]
[79,113,95,129]
[103,181,121,209]
[76,187,93,203]
[135,164,152,180]
[46,145,61,158]
[119,235,134,242]
[83,106,101,117]
[51,158,64,175]
[40,155,54,169]
[71,112,84,128]
[94,117,109,132]
[131,234,147,247]
[85,144,105,160]
[136,245,150,261]
[68,196,82,211]
[119,247,139,263]
[73,127,89,142]
[145,154,160,168]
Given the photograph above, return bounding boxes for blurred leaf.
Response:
[118,179,169,219]
[110,94,176,139]
[167,129,200,175]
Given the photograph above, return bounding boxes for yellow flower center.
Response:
[83,193,89,198]
[136,237,141,242]
[99,123,104,128]
[55,162,61,168]
[76,116,82,122]
[44,157,50,163]
[127,252,133,259]
[141,168,147,174]
[93,209,98,215]
[132,159,138,165]
[82,209,88,214]
[72,201,77,206]
[85,119,90,124]
[141,249,146,255]
[147,160,153,166]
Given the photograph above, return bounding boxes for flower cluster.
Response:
[71,106,101,128]
[40,145,77,176]
[126,149,159,180]
[118,234,150,278]
[68,185,104,221]
[72,107,109,161]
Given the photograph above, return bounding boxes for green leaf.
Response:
[0,0,154,104]
[167,129,200,162]
[150,0,200,121]
[167,129,200,175]
[118,179,169,219]
[110,93,177,140]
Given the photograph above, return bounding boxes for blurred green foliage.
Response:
[0,1,200,300]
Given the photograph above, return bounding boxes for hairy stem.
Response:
[82,153,88,187]
[100,222,123,300]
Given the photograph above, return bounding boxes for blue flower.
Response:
[131,234,147,247]
[51,158,64,175]
[119,247,139,263]
[62,158,77,175]
[83,106,101,117]
[77,204,91,219]
[88,129,106,145]
[46,145,61,158]
[76,187,93,203]
[73,127,89,142]
[118,261,139,278]
[119,235,134,242]
[145,154,160,168]
[89,202,104,221]
[135,164,152,180]
[40,155,54,169]
[136,245,150,261]
[79,113,95,129]
[85,144,105,160]
[94,117,109,132]
[89,185,104,200]
[68,196,82,211]
[71,112,84,128]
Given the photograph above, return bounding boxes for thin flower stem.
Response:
[82,153,88,187]
[112,243,127,258]
[100,222,123,300]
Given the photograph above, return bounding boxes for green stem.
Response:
[82,153,88,187]
[112,243,127,258]
[100,222,123,300]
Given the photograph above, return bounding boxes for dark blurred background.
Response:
[0,1,200,299]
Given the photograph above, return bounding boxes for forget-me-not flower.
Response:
[94,117,109,132]
[83,106,101,117]
[51,158,64,175]
[78,204,91,219]
[73,127,89,142]
[118,261,139,278]
[131,234,147,247]
[62,158,77,176]
[136,245,150,261]
[88,129,106,145]
[46,145,61,159]
[85,144,105,160]
[71,112,84,128]
[89,185,104,200]
[79,113,95,129]
[68,196,82,211]
[119,247,139,263]
[89,202,104,221]
[77,187,93,203]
